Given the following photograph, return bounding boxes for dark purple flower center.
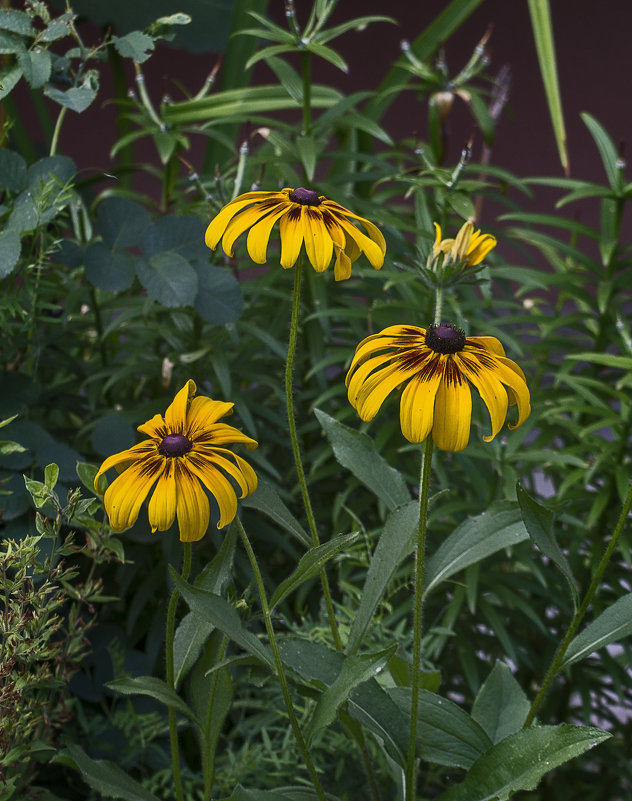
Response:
[158,433,192,457]
[425,323,466,354]
[289,187,321,206]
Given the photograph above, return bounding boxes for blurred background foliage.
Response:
[1,0,631,799]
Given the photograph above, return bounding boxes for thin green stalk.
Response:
[524,479,632,728]
[405,437,434,801]
[433,285,444,326]
[165,542,193,801]
[202,634,228,801]
[235,517,326,801]
[286,259,342,650]
[49,105,68,157]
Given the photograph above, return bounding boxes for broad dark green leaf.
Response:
[471,662,530,744]
[106,676,197,722]
[194,264,243,324]
[53,744,160,801]
[0,230,21,278]
[137,252,198,307]
[559,593,632,670]
[85,243,136,293]
[517,485,578,609]
[270,532,359,610]
[390,688,492,769]
[346,501,418,654]
[43,70,99,112]
[424,502,529,597]
[314,408,410,511]
[96,197,152,250]
[434,724,610,801]
[0,148,26,191]
[170,569,274,671]
[112,31,155,62]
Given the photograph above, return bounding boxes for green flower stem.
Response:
[202,633,228,801]
[433,285,444,326]
[286,259,343,651]
[235,517,326,801]
[165,542,192,801]
[405,437,434,801]
[49,105,68,157]
[524,478,632,728]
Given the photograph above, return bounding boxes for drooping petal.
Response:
[322,201,387,256]
[246,205,289,264]
[347,326,427,373]
[466,229,496,265]
[187,456,237,530]
[346,351,401,404]
[467,336,507,359]
[399,365,443,443]
[352,360,423,422]
[205,192,283,250]
[94,440,158,491]
[279,207,305,269]
[432,361,473,451]
[174,462,210,542]
[103,457,164,531]
[456,352,509,442]
[334,248,352,281]
[205,450,258,498]
[195,422,258,450]
[147,459,177,532]
[304,208,333,272]
[165,380,196,433]
[222,201,285,258]
[332,214,385,269]
[491,357,531,428]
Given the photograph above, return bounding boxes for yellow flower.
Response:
[205,187,386,281]
[346,323,530,452]
[433,221,496,267]
[94,380,258,541]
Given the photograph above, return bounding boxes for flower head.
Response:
[205,187,386,281]
[433,221,496,267]
[346,323,530,451]
[94,380,258,541]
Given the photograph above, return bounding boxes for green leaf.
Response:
[0,148,26,191]
[270,533,359,610]
[346,501,418,654]
[44,463,59,491]
[559,593,632,670]
[106,676,197,722]
[85,243,137,293]
[565,352,632,371]
[390,688,492,769]
[173,526,237,686]
[424,501,529,597]
[527,0,568,173]
[0,9,34,35]
[91,414,135,457]
[0,65,23,100]
[0,230,21,278]
[43,69,99,112]
[241,480,310,547]
[96,197,152,250]
[18,47,51,88]
[581,112,621,191]
[471,662,530,744]
[314,408,410,511]
[112,31,155,63]
[306,644,397,743]
[193,264,243,324]
[296,134,318,183]
[38,16,73,42]
[23,475,49,508]
[137,252,198,307]
[170,569,275,671]
[516,485,578,610]
[76,462,98,494]
[53,743,160,801]
[434,724,610,801]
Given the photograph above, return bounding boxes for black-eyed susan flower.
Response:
[433,220,496,267]
[94,380,258,542]
[346,323,530,452]
[205,187,386,281]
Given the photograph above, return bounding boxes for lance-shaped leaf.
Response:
[270,532,359,610]
[559,593,632,670]
[471,661,530,744]
[106,676,197,723]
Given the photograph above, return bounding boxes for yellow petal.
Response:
[187,396,234,434]
[206,450,258,498]
[353,360,423,422]
[466,230,496,266]
[304,208,333,272]
[165,380,196,433]
[399,367,443,443]
[187,458,237,530]
[334,248,352,281]
[334,215,385,269]
[174,463,210,541]
[432,222,442,258]
[493,357,531,429]
[346,351,400,406]
[205,193,279,250]
[103,456,163,531]
[432,363,472,451]
[94,440,157,492]
[279,207,304,269]
[137,413,167,439]
[196,422,258,450]
[246,205,288,263]
[456,352,508,442]
[222,201,283,258]
[147,459,177,532]
[451,221,473,261]
[322,201,387,256]
[466,336,506,359]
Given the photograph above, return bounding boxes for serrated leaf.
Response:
[0,65,23,100]
[516,485,578,610]
[0,9,34,35]
[43,70,99,112]
[315,408,410,511]
[269,532,359,610]
[112,31,154,63]
[0,148,26,191]
[193,264,243,324]
[85,243,136,293]
[471,662,530,743]
[346,501,418,654]
[52,743,160,801]
[0,230,21,278]
[434,724,610,801]
[559,593,632,670]
[424,502,529,597]
[96,197,152,250]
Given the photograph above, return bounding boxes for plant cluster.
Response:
[1,1,631,800]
